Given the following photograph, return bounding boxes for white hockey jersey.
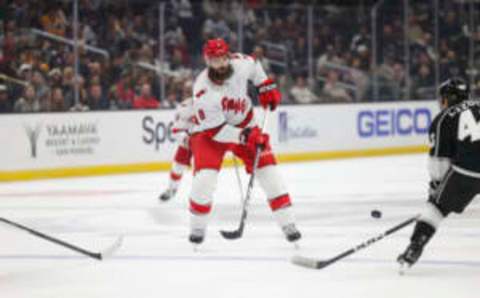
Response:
[172,97,194,135]
[191,53,268,142]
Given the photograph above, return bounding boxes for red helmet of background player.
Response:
[203,38,229,59]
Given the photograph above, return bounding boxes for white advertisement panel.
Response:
[0,100,440,178]
[0,110,178,171]
[269,101,440,153]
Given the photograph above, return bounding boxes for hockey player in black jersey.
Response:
[398,77,480,272]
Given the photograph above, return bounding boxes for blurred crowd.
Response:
[0,0,479,113]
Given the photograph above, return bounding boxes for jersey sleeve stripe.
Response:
[434,107,454,157]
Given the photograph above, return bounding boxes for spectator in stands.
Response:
[163,79,192,109]
[440,11,462,39]
[354,44,370,72]
[31,70,50,102]
[378,54,396,83]
[81,23,98,46]
[87,61,103,82]
[268,18,285,44]
[202,12,231,41]
[88,83,109,110]
[440,50,463,80]
[70,89,90,112]
[114,69,135,109]
[284,13,301,41]
[63,75,88,110]
[350,25,370,54]
[412,64,435,99]
[165,17,186,50]
[0,0,477,113]
[49,86,66,112]
[62,66,76,109]
[163,91,178,109]
[171,0,194,37]
[48,68,62,87]
[317,44,343,76]
[322,70,352,103]
[202,0,224,19]
[252,45,271,74]
[2,29,17,67]
[292,36,308,73]
[40,5,67,37]
[133,83,159,109]
[348,57,370,101]
[14,84,40,113]
[289,76,319,104]
[17,63,33,82]
[0,85,12,113]
[107,86,120,111]
[391,62,406,100]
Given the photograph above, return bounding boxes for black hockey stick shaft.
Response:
[232,156,245,202]
[0,217,103,260]
[319,216,417,268]
[221,146,260,238]
[292,215,419,269]
[220,109,269,240]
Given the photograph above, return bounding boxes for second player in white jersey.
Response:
[158,82,195,202]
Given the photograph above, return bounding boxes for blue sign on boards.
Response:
[357,108,431,138]
[278,111,288,143]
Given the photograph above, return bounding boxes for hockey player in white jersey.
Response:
[159,96,194,201]
[187,38,301,245]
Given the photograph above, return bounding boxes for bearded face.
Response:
[206,55,233,83]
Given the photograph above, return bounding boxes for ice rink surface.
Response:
[0,154,479,298]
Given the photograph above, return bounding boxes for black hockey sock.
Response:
[410,220,436,247]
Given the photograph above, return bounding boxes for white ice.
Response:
[0,154,479,298]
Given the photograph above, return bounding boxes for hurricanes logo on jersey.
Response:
[221,97,247,114]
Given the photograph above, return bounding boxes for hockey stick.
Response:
[0,217,123,260]
[220,109,270,240]
[291,215,419,269]
[232,156,245,201]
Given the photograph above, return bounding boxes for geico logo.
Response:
[357,108,431,137]
[142,116,175,150]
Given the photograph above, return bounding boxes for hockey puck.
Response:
[371,210,382,219]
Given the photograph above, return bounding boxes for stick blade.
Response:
[219,230,242,240]
[291,255,328,270]
[291,255,318,269]
[99,235,124,260]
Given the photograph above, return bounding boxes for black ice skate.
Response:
[189,228,205,248]
[398,220,436,274]
[159,188,177,202]
[282,223,302,243]
[397,242,424,274]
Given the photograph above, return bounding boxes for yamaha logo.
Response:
[24,123,42,158]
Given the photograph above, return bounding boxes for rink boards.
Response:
[0,100,439,181]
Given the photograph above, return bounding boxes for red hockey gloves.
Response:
[240,127,269,153]
[257,78,281,111]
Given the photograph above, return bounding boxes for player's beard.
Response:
[208,64,233,84]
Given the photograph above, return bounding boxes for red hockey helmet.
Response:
[203,38,229,59]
